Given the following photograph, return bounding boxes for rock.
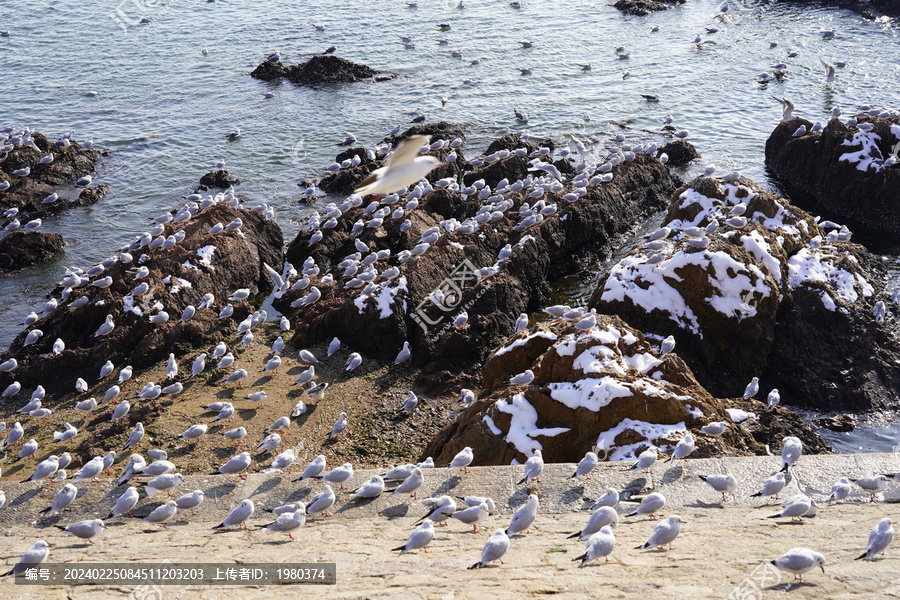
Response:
[658,140,699,167]
[0,203,283,397]
[614,0,685,16]
[0,132,104,225]
[423,317,828,466]
[251,55,388,86]
[0,231,65,271]
[198,170,241,190]
[589,175,900,411]
[836,0,900,18]
[815,414,855,433]
[765,116,900,241]
[277,136,681,393]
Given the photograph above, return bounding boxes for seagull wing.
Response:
[386,135,431,170]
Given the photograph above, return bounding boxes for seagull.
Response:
[448,447,474,475]
[856,518,894,561]
[752,472,786,500]
[772,96,795,121]
[393,520,434,553]
[743,377,759,399]
[2,541,50,576]
[468,529,510,569]
[517,450,544,485]
[699,474,738,502]
[780,436,802,472]
[630,447,657,471]
[143,501,178,528]
[851,475,889,502]
[571,451,599,479]
[55,519,107,544]
[637,515,684,550]
[828,477,852,504]
[700,421,728,441]
[821,59,836,82]
[626,492,666,519]
[107,486,140,519]
[506,494,538,537]
[510,370,534,386]
[394,341,411,365]
[667,434,694,461]
[355,135,444,196]
[772,548,826,582]
[329,412,348,437]
[305,485,337,516]
[573,525,616,566]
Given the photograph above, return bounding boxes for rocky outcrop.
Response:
[423,317,828,466]
[0,132,106,228]
[0,231,65,271]
[658,140,699,167]
[276,132,681,392]
[765,116,900,241]
[588,175,900,411]
[614,0,686,16]
[0,203,283,398]
[198,169,240,190]
[250,55,390,86]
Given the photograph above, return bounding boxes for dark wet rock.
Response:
[589,175,900,411]
[658,140,699,167]
[277,147,680,392]
[765,116,900,241]
[251,55,388,86]
[614,0,685,16]
[836,0,900,18]
[319,123,467,195]
[0,231,65,271]
[423,318,828,466]
[0,203,283,398]
[0,132,104,224]
[815,413,855,432]
[198,170,241,190]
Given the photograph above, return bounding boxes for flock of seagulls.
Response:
[1,436,894,580]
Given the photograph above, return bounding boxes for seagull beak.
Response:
[820,566,825,574]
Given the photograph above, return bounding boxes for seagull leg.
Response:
[89,539,96,545]
[191,509,199,516]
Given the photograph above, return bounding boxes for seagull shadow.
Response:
[263,540,294,546]
[286,366,306,376]
[10,487,42,507]
[620,478,649,498]
[204,483,238,500]
[767,582,816,591]
[284,487,313,503]
[250,478,282,497]
[215,389,235,399]
[506,488,531,509]
[684,500,726,510]
[251,376,273,387]
[432,476,461,496]
[560,488,584,507]
[237,408,258,420]
[335,496,379,514]
[379,503,409,520]
[660,466,684,484]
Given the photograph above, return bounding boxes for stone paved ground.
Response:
[1,454,899,599]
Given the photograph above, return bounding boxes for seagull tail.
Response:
[698,475,709,482]
[635,543,649,550]
[750,492,762,498]
[516,477,526,486]
[779,464,788,473]
[53,525,66,532]
[766,514,780,519]
[391,544,407,552]
[854,552,868,561]
[572,552,587,563]
[625,511,638,518]
[145,486,159,497]
[467,562,484,570]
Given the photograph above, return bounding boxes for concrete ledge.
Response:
[0,454,898,599]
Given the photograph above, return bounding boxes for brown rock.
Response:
[0,230,65,271]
